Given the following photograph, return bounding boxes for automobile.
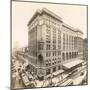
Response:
[60,79,73,86]
[26,82,35,88]
[21,73,30,86]
[80,72,84,76]
[82,62,87,66]
[25,71,33,81]
[54,82,60,86]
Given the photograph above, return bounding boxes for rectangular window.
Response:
[46,45,48,50]
[58,65,60,70]
[58,40,61,44]
[46,52,48,57]
[58,51,61,55]
[53,51,56,56]
[49,45,50,50]
[53,40,56,44]
[46,64,48,67]
[46,40,50,43]
[58,45,61,50]
[46,44,50,50]
[55,51,56,56]
[38,43,43,50]
[49,52,51,57]
[53,67,56,72]
[46,69,51,75]
[46,52,51,57]
[53,52,54,56]
[53,45,56,50]
[63,33,65,50]
[49,63,51,66]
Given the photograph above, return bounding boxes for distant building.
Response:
[27,8,83,79]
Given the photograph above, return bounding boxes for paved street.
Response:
[12,52,87,88]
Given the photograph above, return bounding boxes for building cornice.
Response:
[75,28,83,34]
[62,23,76,32]
[27,8,83,34]
[42,8,63,23]
[27,9,41,26]
[62,23,83,34]
[27,8,63,26]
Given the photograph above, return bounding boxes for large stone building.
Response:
[27,8,83,79]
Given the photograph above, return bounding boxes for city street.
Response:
[12,56,87,89]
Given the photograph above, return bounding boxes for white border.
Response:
[0,0,89,90]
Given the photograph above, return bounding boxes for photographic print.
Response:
[11,0,88,89]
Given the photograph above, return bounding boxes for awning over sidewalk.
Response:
[63,60,84,69]
[53,70,64,76]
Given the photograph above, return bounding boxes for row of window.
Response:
[62,52,78,60]
[77,37,83,52]
[46,25,51,46]
[46,58,61,62]
[46,40,61,44]
[45,58,61,67]
[58,30,61,45]
[46,25,61,45]
[46,51,61,57]
[44,16,61,29]
[46,44,50,50]
[63,33,77,50]
[46,62,57,67]
[46,44,61,50]
[46,65,61,75]
[38,43,43,50]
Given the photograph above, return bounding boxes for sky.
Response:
[12,1,87,48]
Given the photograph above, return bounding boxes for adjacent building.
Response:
[27,8,83,79]
[83,38,88,61]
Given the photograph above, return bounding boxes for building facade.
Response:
[27,8,83,79]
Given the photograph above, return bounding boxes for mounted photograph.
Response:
[11,0,88,89]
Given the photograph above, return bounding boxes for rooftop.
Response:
[27,8,63,26]
[27,8,83,34]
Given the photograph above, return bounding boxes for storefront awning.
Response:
[63,60,84,69]
[53,70,64,76]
